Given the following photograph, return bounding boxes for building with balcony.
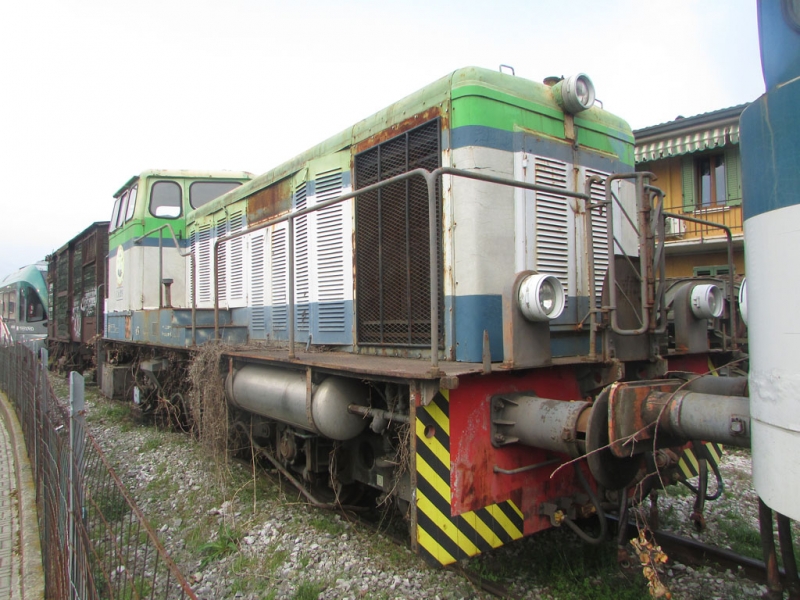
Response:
[634,104,748,279]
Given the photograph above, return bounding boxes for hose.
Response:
[679,445,724,501]
[561,464,608,545]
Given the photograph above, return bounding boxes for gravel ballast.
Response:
[67,379,789,600]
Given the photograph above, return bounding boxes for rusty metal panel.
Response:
[353,108,445,155]
[246,177,293,225]
[354,118,443,347]
[47,222,109,344]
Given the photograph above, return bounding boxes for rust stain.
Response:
[352,108,446,155]
[247,177,293,226]
[124,316,131,340]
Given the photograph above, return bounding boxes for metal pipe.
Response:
[132,223,198,344]
[426,171,439,371]
[584,175,603,360]
[642,390,750,447]
[664,211,738,351]
[288,216,295,358]
[777,512,800,599]
[158,228,163,309]
[211,168,433,344]
[493,458,561,475]
[759,498,784,599]
[206,165,618,367]
[234,422,366,512]
[347,404,410,425]
[683,374,748,397]
[605,172,656,336]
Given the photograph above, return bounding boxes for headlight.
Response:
[518,274,566,322]
[738,278,748,326]
[690,284,724,319]
[560,73,596,114]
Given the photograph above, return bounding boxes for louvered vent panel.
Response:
[229,210,246,301]
[215,219,228,303]
[315,168,346,332]
[354,119,442,346]
[250,233,266,330]
[196,224,213,305]
[586,169,610,308]
[293,183,310,332]
[534,157,570,299]
[271,228,288,331]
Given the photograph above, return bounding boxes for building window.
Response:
[696,154,726,208]
[681,146,742,212]
[693,265,731,277]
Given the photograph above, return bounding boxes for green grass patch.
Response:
[309,515,346,537]
[198,524,243,569]
[292,580,325,600]
[468,528,649,600]
[717,517,762,560]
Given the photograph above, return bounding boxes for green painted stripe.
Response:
[451,87,633,144]
[452,85,563,121]
[109,217,187,248]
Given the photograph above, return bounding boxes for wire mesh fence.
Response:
[0,343,196,600]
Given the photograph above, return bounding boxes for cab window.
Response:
[4,292,16,321]
[190,181,242,209]
[116,190,130,229]
[125,185,138,221]
[150,181,182,218]
[109,197,122,231]
[22,285,45,322]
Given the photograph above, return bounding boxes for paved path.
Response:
[0,391,43,600]
[0,401,21,599]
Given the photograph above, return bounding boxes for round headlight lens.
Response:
[561,73,596,114]
[690,284,724,319]
[539,279,556,314]
[518,274,566,322]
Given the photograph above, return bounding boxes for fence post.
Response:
[69,372,85,600]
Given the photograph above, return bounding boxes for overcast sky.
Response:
[0,0,764,280]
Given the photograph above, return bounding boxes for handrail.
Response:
[211,167,595,372]
[604,172,657,336]
[132,223,198,345]
[663,211,738,351]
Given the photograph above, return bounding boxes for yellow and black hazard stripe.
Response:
[415,390,524,566]
[678,442,723,479]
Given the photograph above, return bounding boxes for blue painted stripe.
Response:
[449,294,503,363]
[451,125,630,173]
[450,293,594,362]
[740,79,800,220]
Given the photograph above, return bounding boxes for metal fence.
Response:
[0,343,196,600]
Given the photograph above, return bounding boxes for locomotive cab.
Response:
[106,170,252,343]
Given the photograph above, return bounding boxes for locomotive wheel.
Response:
[585,389,643,490]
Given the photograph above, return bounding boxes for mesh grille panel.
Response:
[354,119,442,347]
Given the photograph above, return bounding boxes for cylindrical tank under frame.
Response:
[224,365,370,441]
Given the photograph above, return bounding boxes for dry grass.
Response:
[186,342,234,483]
